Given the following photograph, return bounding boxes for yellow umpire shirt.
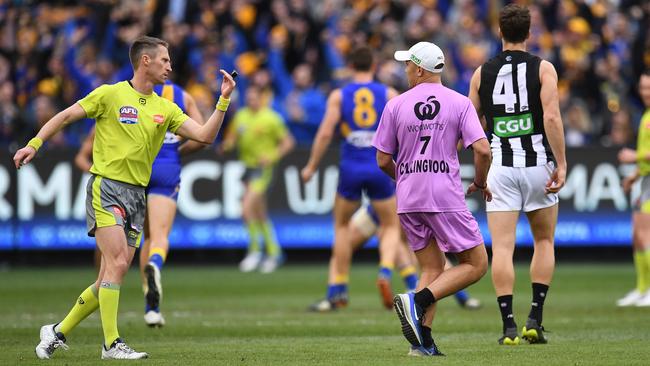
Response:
[77,81,189,186]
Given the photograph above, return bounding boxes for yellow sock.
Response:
[99,282,121,348]
[334,274,349,284]
[643,249,650,292]
[399,265,417,278]
[148,247,167,269]
[261,220,281,257]
[57,285,99,336]
[634,251,648,293]
[247,222,261,253]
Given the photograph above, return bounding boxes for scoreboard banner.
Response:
[0,147,638,250]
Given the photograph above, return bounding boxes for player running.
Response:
[301,47,403,310]
[617,70,650,307]
[16,36,236,360]
[468,4,567,345]
[221,85,295,273]
[74,80,207,327]
[374,41,491,356]
[310,204,482,311]
[309,203,420,311]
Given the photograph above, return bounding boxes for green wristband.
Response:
[27,137,43,151]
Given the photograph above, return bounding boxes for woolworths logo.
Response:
[493,113,533,137]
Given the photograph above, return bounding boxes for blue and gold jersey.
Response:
[153,82,186,164]
[339,82,387,163]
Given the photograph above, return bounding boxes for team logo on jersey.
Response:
[414,96,440,121]
[153,114,164,124]
[119,106,138,124]
[493,113,534,137]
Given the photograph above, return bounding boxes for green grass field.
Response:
[1,262,649,365]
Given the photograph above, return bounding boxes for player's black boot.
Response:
[522,318,547,344]
[498,327,520,345]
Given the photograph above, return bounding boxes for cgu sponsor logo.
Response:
[119,106,138,124]
[493,113,533,138]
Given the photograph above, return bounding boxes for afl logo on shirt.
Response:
[119,106,138,124]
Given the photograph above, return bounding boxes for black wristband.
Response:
[473,180,487,190]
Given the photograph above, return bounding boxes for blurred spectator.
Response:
[0,0,648,149]
[28,94,69,148]
[563,98,592,147]
[268,34,326,144]
[601,109,635,147]
[0,81,20,145]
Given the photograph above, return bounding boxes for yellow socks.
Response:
[334,274,349,284]
[57,285,99,336]
[99,282,121,348]
[148,247,167,269]
[261,220,281,257]
[634,250,649,293]
[247,222,261,253]
[399,265,419,292]
[641,248,650,291]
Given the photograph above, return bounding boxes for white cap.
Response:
[394,42,445,73]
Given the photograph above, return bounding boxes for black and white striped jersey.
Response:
[478,50,554,167]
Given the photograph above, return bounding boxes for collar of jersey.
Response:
[124,80,155,98]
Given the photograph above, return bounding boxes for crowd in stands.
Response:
[0,0,648,150]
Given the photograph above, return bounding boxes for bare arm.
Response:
[468,67,487,130]
[174,69,236,144]
[622,167,640,194]
[376,150,396,180]
[177,91,208,156]
[74,128,95,172]
[618,147,638,164]
[465,137,492,201]
[300,89,342,182]
[13,103,87,168]
[539,60,566,193]
[277,131,296,161]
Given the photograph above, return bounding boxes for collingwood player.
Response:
[468,4,566,345]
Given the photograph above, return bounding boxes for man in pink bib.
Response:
[372,41,492,356]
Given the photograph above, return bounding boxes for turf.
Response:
[1,262,649,365]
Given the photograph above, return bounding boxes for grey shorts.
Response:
[86,175,146,248]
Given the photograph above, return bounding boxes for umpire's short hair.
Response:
[499,4,531,44]
[129,36,169,70]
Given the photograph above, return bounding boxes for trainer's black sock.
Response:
[497,295,517,332]
[414,288,436,310]
[528,283,549,324]
[421,325,433,348]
